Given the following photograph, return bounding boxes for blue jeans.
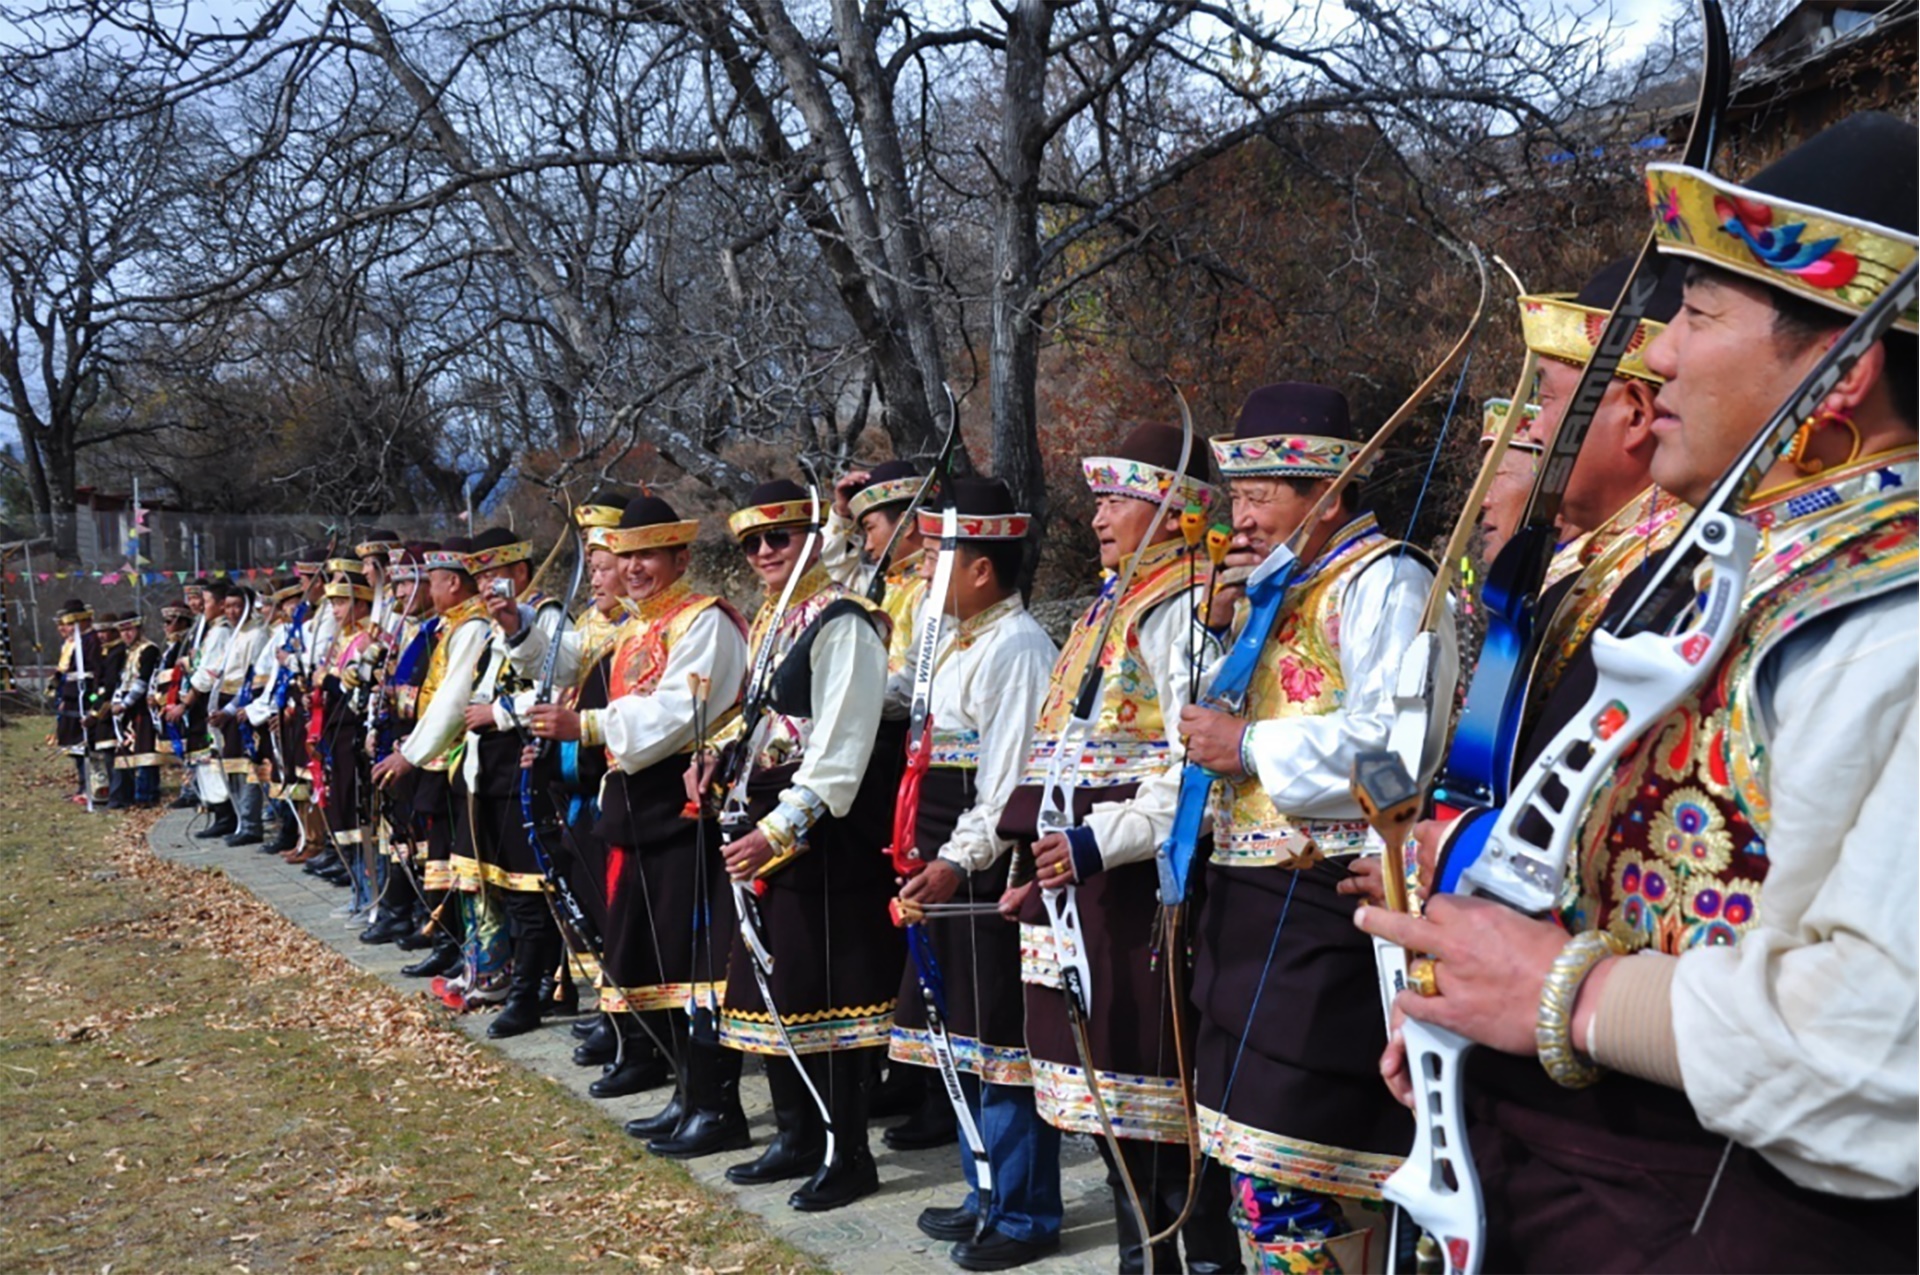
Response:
[955,1079,1063,1243]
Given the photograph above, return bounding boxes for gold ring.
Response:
[1408,955,1440,998]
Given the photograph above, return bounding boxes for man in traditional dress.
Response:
[373,538,488,984]
[1004,423,1239,1273]
[91,613,128,807]
[1359,111,1919,1270]
[54,602,110,805]
[702,477,905,1212]
[313,566,381,911]
[463,526,568,1033]
[883,478,1064,1270]
[362,544,441,944]
[521,495,752,1155]
[151,600,197,804]
[1177,384,1456,1270]
[169,581,235,836]
[1477,399,1543,561]
[110,611,164,808]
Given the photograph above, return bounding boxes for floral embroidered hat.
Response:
[1645,111,1917,333]
[1518,255,1686,385]
[1210,382,1368,481]
[847,459,923,522]
[1084,421,1215,506]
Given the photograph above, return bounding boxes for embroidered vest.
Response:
[1571,456,1917,953]
[1212,522,1396,867]
[734,567,886,768]
[880,557,928,676]
[1536,486,1692,699]
[1021,537,1202,789]
[573,603,629,686]
[418,597,486,710]
[606,579,747,762]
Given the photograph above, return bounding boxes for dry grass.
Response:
[0,719,818,1274]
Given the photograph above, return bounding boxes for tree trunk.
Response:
[991,0,1054,554]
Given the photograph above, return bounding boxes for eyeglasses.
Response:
[740,529,795,555]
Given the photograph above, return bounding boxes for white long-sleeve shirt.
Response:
[397,612,489,769]
[909,594,1059,874]
[602,607,750,774]
[1242,554,1457,820]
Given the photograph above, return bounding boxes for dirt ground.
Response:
[0,719,814,1274]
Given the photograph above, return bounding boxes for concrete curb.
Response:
[148,810,1119,1273]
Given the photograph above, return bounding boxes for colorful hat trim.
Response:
[1208,433,1369,481]
[324,557,367,577]
[1481,399,1545,452]
[1518,293,1668,383]
[605,519,700,554]
[354,537,401,558]
[271,582,308,604]
[56,606,93,622]
[1645,162,1918,334]
[1080,457,1214,507]
[464,540,533,573]
[915,509,1033,541]
[727,499,814,540]
[323,580,374,603]
[423,548,471,573]
[293,560,324,575]
[576,503,625,530]
[848,476,923,522]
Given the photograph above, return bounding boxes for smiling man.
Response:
[1360,111,1919,1270]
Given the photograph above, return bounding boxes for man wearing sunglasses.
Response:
[703,478,906,1213]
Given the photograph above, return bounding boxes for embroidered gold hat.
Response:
[465,526,534,574]
[354,528,402,559]
[915,478,1032,541]
[324,557,366,578]
[1209,382,1369,481]
[424,536,474,574]
[56,599,92,623]
[847,460,923,522]
[1517,256,1684,385]
[324,578,374,603]
[293,545,328,575]
[1646,112,1918,334]
[728,479,816,540]
[606,495,700,554]
[1084,422,1214,506]
[1482,399,1545,452]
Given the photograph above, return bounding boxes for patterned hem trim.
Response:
[566,951,603,984]
[269,784,313,801]
[332,828,365,847]
[447,855,548,893]
[221,759,255,775]
[611,981,726,1014]
[421,862,454,891]
[1020,925,1061,988]
[1212,820,1372,867]
[1198,1105,1399,1201]
[1032,1058,1188,1144]
[720,1006,896,1056]
[115,753,165,769]
[889,1027,1032,1087]
[1021,739,1170,789]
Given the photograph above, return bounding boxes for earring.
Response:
[1786,409,1861,477]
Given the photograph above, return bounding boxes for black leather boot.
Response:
[883,1082,959,1151]
[572,1014,618,1067]
[1177,1163,1245,1274]
[789,1050,880,1212]
[359,908,414,945]
[869,1056,925,1120]
[400,934,461,978]
[648,1038,748,1159]
[589,1017,670,1097]
[264,812,300,854]
[1105,1140,1179,1275]
[488,897,556,1039]
[194,802,237,839]
[724,1056,824,1184]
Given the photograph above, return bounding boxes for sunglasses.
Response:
[740,529,795,555]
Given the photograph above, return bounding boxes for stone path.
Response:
[149,811,1120,1273]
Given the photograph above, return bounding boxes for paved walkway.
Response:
[149,811,1119,1273]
